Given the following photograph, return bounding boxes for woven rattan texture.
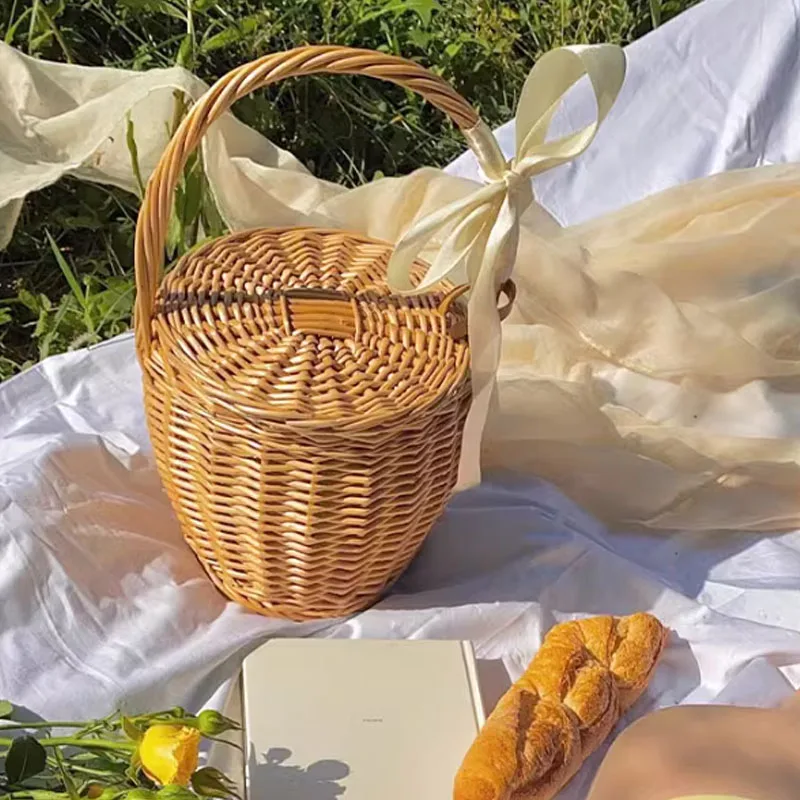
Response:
[141,228,471,619]
[134,46,484,620]
[153,228,470,426]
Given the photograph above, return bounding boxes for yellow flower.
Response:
[138,724,200,786]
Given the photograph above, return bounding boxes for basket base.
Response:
[201,556,398,621]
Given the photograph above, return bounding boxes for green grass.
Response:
[0,0,698,379]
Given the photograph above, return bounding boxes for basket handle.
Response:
[134,45,484,357]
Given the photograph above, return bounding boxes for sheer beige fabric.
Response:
[492,164,800,530]
[3,41,800,531]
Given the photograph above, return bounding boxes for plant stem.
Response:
[38,3,72,62]
[203,734,243,752]
[60,764,121,779]
[0,736,134,753]
[27,0,39,51]
[0,722,85,731]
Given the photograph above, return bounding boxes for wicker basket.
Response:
[134,46,514,621]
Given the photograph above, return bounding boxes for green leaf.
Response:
[383,0,440,25]
[406,29,431,49]
[33,305,50,341]
[166,198,183,259]
[176,33,194,69]
[16,288,39,313]
[45,230,85,307]
[91,283,134,333]
[38,294,74,359]
[58,214,104,231]
[357,0,440,26]
[181,166,204,232]
[402,0,441,25]
[121,716,143,742]
[125,116,146,200]
[5,7,33,44]
[0,700,13,718]
[92,790,126,800]
[200,190,227,241]
[200,26,242,53]
[649,0,662,26]
[5,735,47,784]
[125,751,142,784]
[238,13,265,34]
[47,0,67,18]
[118,0,186,21]
[53,747,80,800]
[126,791,157,800]
[30,30,54,52]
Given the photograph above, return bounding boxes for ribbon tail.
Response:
[459,194,521,489]
[415,201,499,294]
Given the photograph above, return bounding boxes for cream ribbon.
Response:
[386,43,626,489]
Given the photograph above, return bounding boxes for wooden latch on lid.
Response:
[280,280,515,340]
[281,288,361,339]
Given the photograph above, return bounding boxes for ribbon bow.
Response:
[386,44,626,488]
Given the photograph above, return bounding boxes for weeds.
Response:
[0,0,698,379]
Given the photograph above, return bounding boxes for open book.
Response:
[241,639,485,799]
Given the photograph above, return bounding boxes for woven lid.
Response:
[150,227,470,429]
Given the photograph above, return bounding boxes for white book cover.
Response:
[241,638,485,800]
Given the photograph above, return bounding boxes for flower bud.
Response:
[190,766,238,799]
[196,710,239,737]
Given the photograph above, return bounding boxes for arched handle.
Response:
[134,45,482,357]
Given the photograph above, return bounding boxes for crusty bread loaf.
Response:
[454,612,667,800]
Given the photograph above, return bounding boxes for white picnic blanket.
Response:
[4,0,800,797]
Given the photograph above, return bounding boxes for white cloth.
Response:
[4,1,800,798]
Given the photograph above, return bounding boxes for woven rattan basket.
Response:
[134,46,514,621]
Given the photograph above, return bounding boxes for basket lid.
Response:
[149,227,470,429]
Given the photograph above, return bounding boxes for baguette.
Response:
[454,612,668,800]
